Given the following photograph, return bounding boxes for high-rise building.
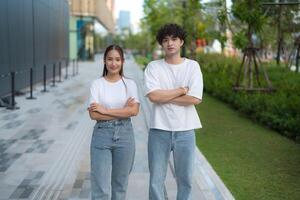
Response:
[118,10,131,31]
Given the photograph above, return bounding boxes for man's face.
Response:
[161,35,184,56]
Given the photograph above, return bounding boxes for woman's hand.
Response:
[125,97,136,107]
[89,103,108,114]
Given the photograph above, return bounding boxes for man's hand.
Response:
[89,103,108,114]
[180,87,189,95]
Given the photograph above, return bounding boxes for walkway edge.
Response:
[194,147,235,200]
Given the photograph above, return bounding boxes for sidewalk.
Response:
[0,54,235,200]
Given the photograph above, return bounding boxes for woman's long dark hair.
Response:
[102,44,124,76]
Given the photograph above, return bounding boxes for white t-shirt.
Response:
[144,58,203,131]
[89,77,139,109]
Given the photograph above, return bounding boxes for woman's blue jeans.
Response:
[148,128,195,200]
[90,118,135,200]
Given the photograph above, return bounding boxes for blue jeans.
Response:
[148,129,195,200]
[90,118,135,200]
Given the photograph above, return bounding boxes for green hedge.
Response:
[197,53,300,141]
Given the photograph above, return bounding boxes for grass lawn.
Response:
[195,94,300,200]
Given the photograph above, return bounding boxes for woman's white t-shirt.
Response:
[89,77,139,109]
[144,58,203,131]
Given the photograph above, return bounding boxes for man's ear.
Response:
[180,40,184,47]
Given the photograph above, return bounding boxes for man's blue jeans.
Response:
[148,128,195,200]
[90,118,135,200]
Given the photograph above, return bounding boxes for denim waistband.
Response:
[96,118,131,128]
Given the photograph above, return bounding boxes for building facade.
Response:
[69,0,115,60]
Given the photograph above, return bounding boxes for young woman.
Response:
[88,45,140,200]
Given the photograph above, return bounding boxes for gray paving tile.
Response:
[0,153,22,172]
[1,113,19,121]
[9,187,25,198]
[2,120,24,129]
[19,186,35,198]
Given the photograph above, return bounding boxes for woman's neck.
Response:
[104,74,121,82]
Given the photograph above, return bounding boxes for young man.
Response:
[144,23,203,200]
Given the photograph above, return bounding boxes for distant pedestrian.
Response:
[88,44,140,200]
[144,23,204,200]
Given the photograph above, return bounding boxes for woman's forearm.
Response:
[89,111,116,121]
[105,104,139,118]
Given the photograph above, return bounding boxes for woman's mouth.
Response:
[109,67,119,71]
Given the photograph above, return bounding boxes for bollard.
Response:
[7,72,20,110]
[41,65,49,92]
[72,59,75,76]
[51,63,56,87]
[65,60,68,79]
[58,62,62,82]
[26,68,36,100]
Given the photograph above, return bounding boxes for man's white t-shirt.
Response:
[89,77,139,109]
[144,58,203,131]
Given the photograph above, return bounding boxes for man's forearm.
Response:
[147,88,185,103]
[170,95,201,106]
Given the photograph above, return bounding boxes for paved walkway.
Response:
[0,54,235,200]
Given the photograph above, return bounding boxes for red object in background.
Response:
[196,39,206,47]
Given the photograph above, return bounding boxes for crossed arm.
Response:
[88,97,140,121]
[147,87,201,106]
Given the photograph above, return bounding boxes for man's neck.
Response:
[164,54,184,65]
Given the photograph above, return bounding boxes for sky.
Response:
[114,0,144,33]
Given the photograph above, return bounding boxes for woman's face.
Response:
[104,49,123,75]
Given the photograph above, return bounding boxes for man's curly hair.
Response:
[156,23,186,45]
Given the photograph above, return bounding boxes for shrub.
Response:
[197,53,300,140]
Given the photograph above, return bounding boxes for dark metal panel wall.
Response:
[0,0,10,94]
[0,0,69,97]
[23,0,34,68]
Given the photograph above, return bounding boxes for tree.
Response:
[143,0,203,57]
[231,0,274,91]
